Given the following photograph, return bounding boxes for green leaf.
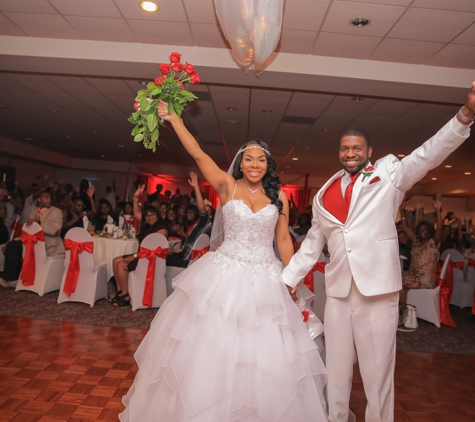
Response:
[140,98,151,112]
[168,103,173,115]
[151,87,162,95]
[147,142,155,149]
[128,115,136,124]
[147,82,156,90]
[147,113,157,131]
[134,134,144,142]
[151,128,159,143]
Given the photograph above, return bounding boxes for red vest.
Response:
[322,177,348,223]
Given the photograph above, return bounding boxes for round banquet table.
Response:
[92,236,139,279]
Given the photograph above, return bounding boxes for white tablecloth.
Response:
[92,236,139,279]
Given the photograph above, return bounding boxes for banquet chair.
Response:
[128,233,168,311]
[443,248,474,309]
[309,252,327,322]
[187,234,210,267]
[165,234,210,297]
[16,222,65,296]
[407,253,451,328]
[57,228,108,307]
[0,215,20,271]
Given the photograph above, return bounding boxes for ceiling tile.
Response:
[313,32,381,59]
[282,0,331,31]
[127,19,194,45]
[66,16,136,42]
[453,23,475,46]
[427,44,475,69]
[49,0,122,18]
[322,1,406,36]
[3,13,81,38]
[183,0,218,24]
[0,0,57,14]
[114,0,187,22]
[369,38,445,64]
[276,29,316,54]
[0,13,27,36]
[388,8,475,43]
[412,0,475,13]
[190,23,229,48]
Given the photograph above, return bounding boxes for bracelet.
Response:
[401,217,406,220]
[457,106,475,124]
[133,197,139,201]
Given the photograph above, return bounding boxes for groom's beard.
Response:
[341,157,370,174]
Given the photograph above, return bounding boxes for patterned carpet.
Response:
[1,287,474,354]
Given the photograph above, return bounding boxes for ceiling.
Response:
[0,0,474,185]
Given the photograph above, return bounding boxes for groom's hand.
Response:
[286,285,299,302]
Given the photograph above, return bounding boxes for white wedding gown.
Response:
[119,199,327,421]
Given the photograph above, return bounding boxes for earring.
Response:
[240,167,242,171]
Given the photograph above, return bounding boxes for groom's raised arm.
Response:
[388,83,474,192]
[281,195,326,288]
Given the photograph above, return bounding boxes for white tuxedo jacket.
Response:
[282,117,471,297]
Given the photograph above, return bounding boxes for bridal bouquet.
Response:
[128,52,200,152]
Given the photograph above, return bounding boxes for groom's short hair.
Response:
[341,128,371,147]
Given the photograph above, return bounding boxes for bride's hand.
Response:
[158,100,176,122]
[286,285,299,302]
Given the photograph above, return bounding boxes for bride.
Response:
[119,100,327,421]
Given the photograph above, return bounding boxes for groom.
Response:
[282,82,475,422]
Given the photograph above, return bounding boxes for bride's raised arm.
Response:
[158,100,233,200]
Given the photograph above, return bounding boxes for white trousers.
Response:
[324,281,399,422]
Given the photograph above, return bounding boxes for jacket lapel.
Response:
[316,170,345,225]
[347,162,373,220]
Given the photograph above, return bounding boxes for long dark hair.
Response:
[231,140,283,214]
[138,205,165,243]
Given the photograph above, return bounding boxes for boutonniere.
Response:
[360,165,375,182]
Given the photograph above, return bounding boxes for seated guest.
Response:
[104,179,116,210]
[0,190,64,288]
[439,223,462,254]
[166,172,209,268]
[72,179,94,212]
[293,213,312,237]
[398,196,443,325]
[0,204,9,244]
[91,199,116,232]
[60,193,72,211]
[158,202,168,220]
[110,202,168,307]
[61,187,96,239]
[166,208,187,244]
[173,204,186,227]
[398,229,412,271]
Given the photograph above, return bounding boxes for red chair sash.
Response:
[303,262,326,293]
[191,246,210,261]
[63,239,94,296]
[467,258,475,315]
[139,246,168,308]
[19,230,45,286]
[11,219,22,239]
[438,259,464,327]
[295,241,302,252]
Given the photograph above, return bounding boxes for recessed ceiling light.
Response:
[292,158,298,161]
[140,2,158,12]
[67,135,71,139]
[119,145,124,147]
[432,178,437,180]
[350,17,371,27]
[52,109,58,113]
[351,97,364,102]
[101,155,105,157]
[262,109,272,113]
[285,165,290,168]
[465,172,471,175]
[226,120,240,125]
[92,130,98,134]
[397,154,405,158]
[323,129,330,132]
[138,154,142,157]
[280,171,284,173]
[26,137,32,141]
[445,165,452,168]
[226,107,237,111]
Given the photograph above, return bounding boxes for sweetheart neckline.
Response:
[223,199,274,215]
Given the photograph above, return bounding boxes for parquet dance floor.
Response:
[0,315,474,421]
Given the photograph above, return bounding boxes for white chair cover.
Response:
[16,222,64,296]
[442,248,475,309]
[128,233,168,311]
[188,234,210,267]
[406,254,451,328]
[57,228,108,307]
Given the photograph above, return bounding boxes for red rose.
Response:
[133,102,140,111]
[364,166,374,172]
[189,72,200,85]
[154,77,165,86]
[302,310,310,323]
[184,62,195,75]
[159,63,170,75]
[172,62,184,72]
[170,52,182,63]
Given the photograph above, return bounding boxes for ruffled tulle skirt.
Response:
[119,252,327,421]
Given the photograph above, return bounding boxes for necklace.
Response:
[241,180,261,194]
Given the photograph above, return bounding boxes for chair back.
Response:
[64,228,95,273]
[440,248,463,263]
[439,253,451,281]
[136,233,168,277]
[22,222,47,262]
[188,234,210,266]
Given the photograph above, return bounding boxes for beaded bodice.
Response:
[213,199,282,279]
